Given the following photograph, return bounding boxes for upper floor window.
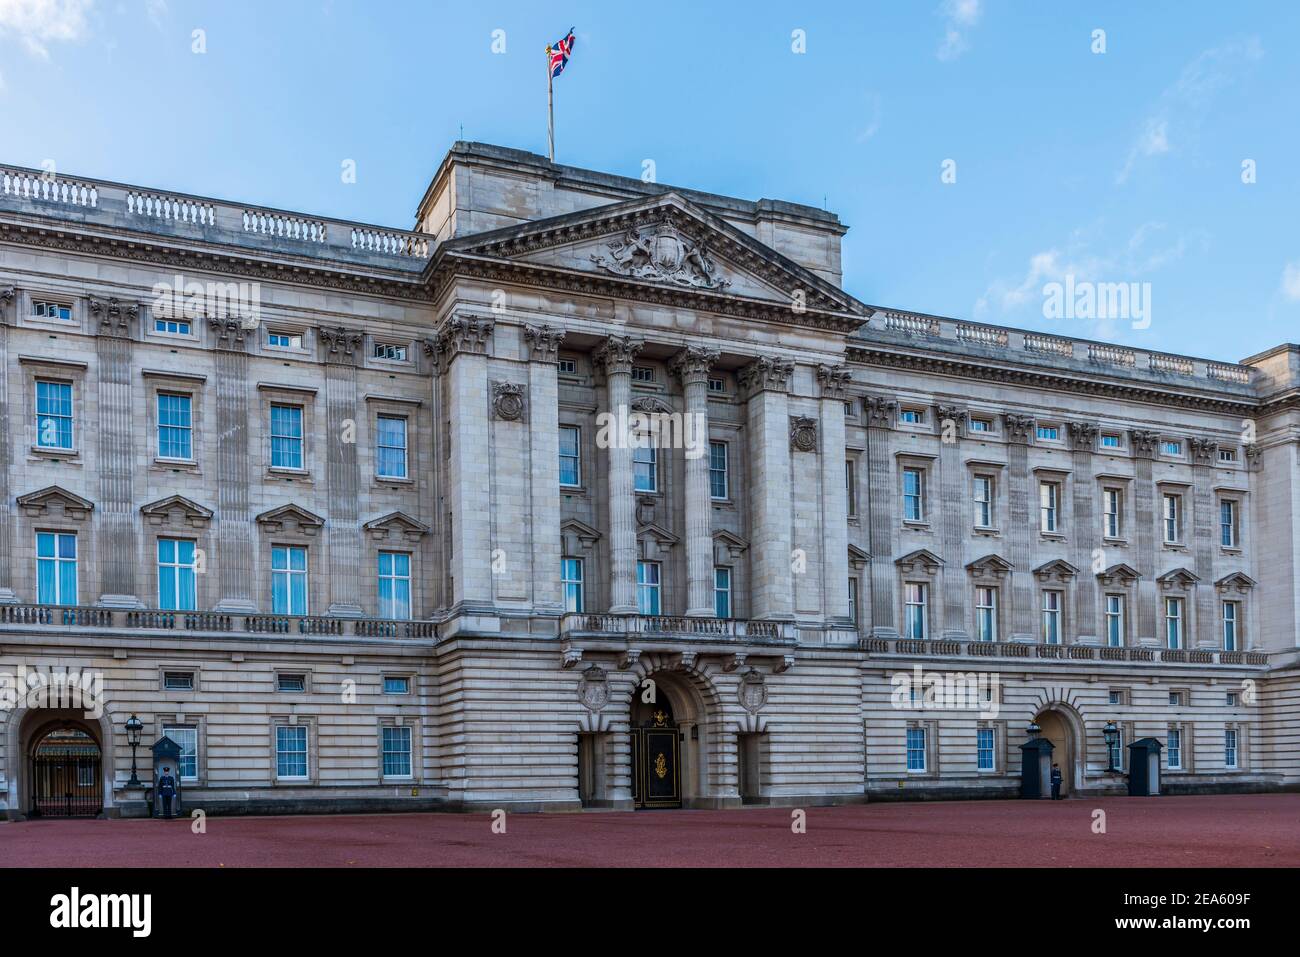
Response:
[1100,433,1123,449]
[899,408,924,425]
[846,459,857,517]
[376,415,408,479]
[848,577,858,625]
[902,468,925,522]
[707,376,726,394]
[158,393,193,460]
[157,538,198,611]
[709,441,729,500]
[713,567,732,619]
[974,586,998,642]
[1039,481,1060,533]
[271,545,309,616]
[276,673,307,692]
[633,444,658,493]
[35,379,74,450]
[1161,440,1183,457]
[1036,425,1060,442]
[377,551,411,620]
[1103,487,1123,538]
[969,417,994,433]
[904,582,928,640]
[32,299,73,321]
[1105,594,1125,647]
[559,426,582,487]
[36,532,77,606]
[1162,493,1182,544]
[267,330,302,350]
[1164,597,1184,650]
[373,342,408,361]
[631,365,656,383]
[557,357,577,375]
[1042,590,1062,645]
[972,475,994,528]
[1217,447,1237,463]
[270,404,304,470]
[1169,691,1184,706]
[1222,600,1239,652]
[562,558,584,613]
[1219,499,1238,548]
[154,318,192,336]
[636,561,661,616]
[383,676,411,695]
[163,671,195,691]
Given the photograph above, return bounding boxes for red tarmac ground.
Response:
[1,794,1296,867]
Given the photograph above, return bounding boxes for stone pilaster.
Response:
[211,323,257,613]
[671,346,720,617]
[320,329,363,617]
[594,335,644,614]
[526,325,567,616]
[1067,421,1099,642]
[1130,429,1159,645]
[0,287,13,602]
[91,298,141,607]
[739,356,795,621]
[935,403,968,639]
[864,395,898,636]
[1003,413,1036,640]
[818,365,853,626]
[1190,436,1218,648]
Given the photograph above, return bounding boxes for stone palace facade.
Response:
[0,142,1296,817]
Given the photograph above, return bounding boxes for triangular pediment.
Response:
[1215,572,1256,591]
[17,485,94,519]
[966,554,1014,576]
[895,548,944,575]
[256,503,325,533]
[561,518,603,552]
[363,510,429,542]
[441,192,866,324]
[847,544,871,569]
[637,522,680,546]
[140,495,213,527]
[1157,567,1201,588]
[1097,562,1141,584]
[1034,559,1079,582]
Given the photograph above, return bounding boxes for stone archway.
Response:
[1033,704,1085,797]
[626,657,725,809]
[3,705,117,821]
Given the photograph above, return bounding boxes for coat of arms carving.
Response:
[578,665,610,712]
[591,222,731,290]
[739,670,768,713]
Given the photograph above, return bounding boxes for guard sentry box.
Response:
[151,735,183,818]
[1127,737,1164,796]
[1019,737,1054,799]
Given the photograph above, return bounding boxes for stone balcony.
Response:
[860,636,1268,667]
[0,604,437,642]
[560,613,798,644]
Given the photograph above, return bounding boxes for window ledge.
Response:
[374,475,415,486]
[1102,536,1129,546]
[1039,532,1067,542]
[154,457,198,470]
[30,445,80,460]
[902,520,931,530]
[973,526,1001,536]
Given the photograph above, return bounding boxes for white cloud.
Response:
[146,0,165,28]
[1282,262,1300,302]
[1116,37,1263,183]
[0,0,94,59]
[937,0,981,61]
[856,93,882,143]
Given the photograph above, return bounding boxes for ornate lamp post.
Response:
[125,714,144,787]
[1103,721,1120,772]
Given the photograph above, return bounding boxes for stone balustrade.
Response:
[560,613,796,643]
[859,635,1266,666]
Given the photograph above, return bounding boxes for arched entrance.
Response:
[1034,708,1077,797]
[630,693,679,808]
[27,719,102,818]
[4,707,115,820]
[627,665,721,809]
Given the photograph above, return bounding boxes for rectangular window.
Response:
[1039,481,1059,533]
[1162,493,1181,544]
[633,444,658,492]
[1108,690,1123,706]
[713,567,732,619]
[1162,440,1183,457]
[269,404,304,470]
[267,331,302,350]
[1219,500,1237,548]
[902,468,924,522]
[1036,425,1060,442]
[1169,691,1184,706]
[973,475,993,528]
[36,532,77,605]
[377,551,411,620]
[969,417,993,433]
[271,545,309,616]
[1222,600,1239,652]
[157,393,193,460]
[632,365,655,383]
[276,673,307,693]
[707,376,725,393]
[1165,597,1184,649]
[975,586,998,642]
[1103,488,1122,538]
[157,538,197,611]
[899,409,923,425]
[32,299,73,321]
[383,676,411,695]
[1167,728,1182,770]
[709,442,729,500]
[154,318,192,336]
[904,583,928,640]
[557,357,577,374]
[373,342,408,361]
[275,725,308,779]
[35,379,74,450]
[1100,433,1122,449]
[375,415,408,479]
[636,561,661,616]
[562,558,584,613]
[382,725,413,778]
[1224,729,1238,769]
[162,672,194,691]
[1109,727,1125,771]
[1105,594,1125,647]
[977,728,995,771]
[162,725,199,781]
[1042,590,1062,645]
[906,728,927,771]
[559,426,581,487]
[845,459,857,517]
[848,577,858,625]
[1218,448,1237,463]
[1226,691,1238,706]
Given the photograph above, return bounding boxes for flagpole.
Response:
[547,53,555,163]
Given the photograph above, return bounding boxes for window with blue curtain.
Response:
[157,538,197,610]
[271,546,308,615]
[36,532,77,605]
[270,404,303,469]
[561,558,584,612]
[377,551,411,619]
[157,393,193,459]
[636,561,661,615]
[35,380,74,449]
[376,415,407,478]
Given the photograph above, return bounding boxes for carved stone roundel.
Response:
[739,670,767,714]
[790,415,818,453]
[578,666,610,712]
[492,382,526,421]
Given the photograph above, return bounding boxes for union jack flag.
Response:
[547,28,576,79]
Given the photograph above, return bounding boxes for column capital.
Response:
[863,395,897,429]
[816,364,852,399]
[934,404,968,427]
[738,355,794,396]
[425,315,494,373]
[1067,420,1099,451]
[1188,436,1218,466]
[670,346,720,385]
[1129,428,1160,458]
[318,325,364,365]
[89,296,139,338]
[208,316,252,352]
[524,323,566,363]
[1003,413,1036,445]
[593,334,645,376]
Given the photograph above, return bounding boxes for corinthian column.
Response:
[672,346,720,617]
[739,355,795,621]
[594,335,644,614]
[818,365,853,627]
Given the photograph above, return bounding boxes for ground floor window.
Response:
[906,728,927,772]
[1167,728,1182,770]
[1225,729,1238,769]
[977,728,995,771]
[163,725,199,781]
[275,725,308,779]
[382,725,412,778]
[1108,726,1125,771]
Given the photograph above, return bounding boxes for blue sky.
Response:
[2,0,1297,363]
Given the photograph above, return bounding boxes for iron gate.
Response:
[30,750,101,818]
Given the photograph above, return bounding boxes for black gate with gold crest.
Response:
[630,704,681,809]
[29,727,102,818]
